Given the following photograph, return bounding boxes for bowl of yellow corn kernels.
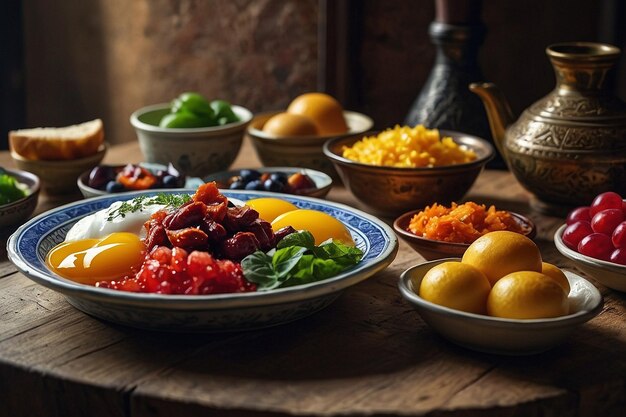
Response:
[323,126,494,216]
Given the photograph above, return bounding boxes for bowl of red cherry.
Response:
[554,191,626,292]
[204,167,333,198]
[77,162,203,198]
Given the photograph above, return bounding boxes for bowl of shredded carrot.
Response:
[393,201,536,260]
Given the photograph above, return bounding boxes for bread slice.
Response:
[9,119,104,160]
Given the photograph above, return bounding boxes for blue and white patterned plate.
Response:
[8,189,398,332]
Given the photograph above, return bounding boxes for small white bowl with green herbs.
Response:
[0,168,40,230]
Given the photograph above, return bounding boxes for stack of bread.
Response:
[9,119,104,161]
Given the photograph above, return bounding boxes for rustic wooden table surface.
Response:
[1,138,625,417]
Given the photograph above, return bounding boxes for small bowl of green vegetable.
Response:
[0,167,40,230]
[131,92,253,178]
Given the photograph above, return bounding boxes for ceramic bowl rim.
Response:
[8,189,398,310]
[0,168,40,209]
[398,258,603,328]
[203,166,333,197]
[130,103,253,134]
[554,223,626,273]
[76,162,181,198]
[247,110,374,143]
[10,143,108,166]
[393,209,537,251]
[323,129,494,173]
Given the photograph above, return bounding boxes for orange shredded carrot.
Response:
[407,202,525,244]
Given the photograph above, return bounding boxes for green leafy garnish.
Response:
[0,169,27,205]
[241,231,363,290]
[106,193,191,221]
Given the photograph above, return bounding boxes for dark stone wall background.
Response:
[355,0,604,128]
[20,0,616,145]
[23,0,318,144]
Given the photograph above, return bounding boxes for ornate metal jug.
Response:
[471,42,626,213]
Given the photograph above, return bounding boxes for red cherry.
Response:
[562,221,593,250]
[591,209,624,235]
[566,206,591,225]
[578,233,613,261]
[590,192,623,217]
[610,248,626,265]
[612,222,626,248]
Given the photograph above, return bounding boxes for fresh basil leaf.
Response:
[241,250,282,290]
[280,255,316,286]
[272,246,307,279]
[277,230,315,250]
[305,257,344,279]
[312,241,363,266]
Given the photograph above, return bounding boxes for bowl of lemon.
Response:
[398,231,603,355]
[247,93,373,179]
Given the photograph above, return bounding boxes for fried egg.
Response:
[65,200,166,242]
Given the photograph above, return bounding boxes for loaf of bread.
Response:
[9,119,104,160]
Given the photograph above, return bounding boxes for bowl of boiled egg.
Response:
[247,93,373,179]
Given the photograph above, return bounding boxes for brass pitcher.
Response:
[470,42,626,213]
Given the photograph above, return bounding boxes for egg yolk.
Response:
[287,93,348,135]
[271,209,354,246]
[262,112,319,136]
[246,198,298,222]
[46,232,145,285]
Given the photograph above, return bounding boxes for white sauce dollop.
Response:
[65,201,167,242]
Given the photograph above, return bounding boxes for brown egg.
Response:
[262,112,319,136]
[287,93,348,135]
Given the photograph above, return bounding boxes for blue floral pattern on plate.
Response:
[8,189,398,332]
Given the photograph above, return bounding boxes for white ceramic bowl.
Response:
[8,189,398,332]
[0,169,40,230]
[399,258,603,355]
[204,166,333,198]
[11,144,107,195]
[554,224,626,292]
[76,163,205,198]
[131,103,253,177]
[247,111,373,179]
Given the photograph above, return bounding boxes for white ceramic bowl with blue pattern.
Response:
[8,190,398,332]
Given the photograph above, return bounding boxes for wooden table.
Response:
[1,139,625,417]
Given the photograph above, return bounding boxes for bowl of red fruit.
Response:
[554,191,626,292]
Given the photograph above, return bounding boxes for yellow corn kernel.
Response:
[341,125,476,168]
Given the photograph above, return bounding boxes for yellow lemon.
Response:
[462,231,542,286]
[487,271,569,319]
[541,262,570,295]
[245,198,298,222]
[418,261,491,314]
[287,93,348,135]
[271,209,354,246]
[262,112,319,136]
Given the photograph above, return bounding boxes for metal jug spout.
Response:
[469,82,515,163]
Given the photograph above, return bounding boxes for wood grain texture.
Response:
[1,139,626,416]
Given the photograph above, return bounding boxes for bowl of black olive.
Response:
[77,162,204,198]
[205,167,333,198]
